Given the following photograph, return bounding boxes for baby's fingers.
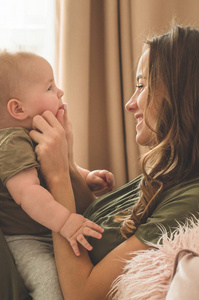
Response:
[85,220,104,233]
[81,227,103,240]
[76,234,93,252]
[105,173,115,191]
[70,239,81,256]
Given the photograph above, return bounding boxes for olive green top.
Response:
[0,127,50,235]
[84,175,199,265]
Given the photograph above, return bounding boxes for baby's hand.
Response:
[60,213,104,256]
[86,170,115,193]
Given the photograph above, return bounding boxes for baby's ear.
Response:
[7,99,27,120]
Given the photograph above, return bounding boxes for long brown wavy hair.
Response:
[120,25,199,238]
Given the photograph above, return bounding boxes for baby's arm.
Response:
[6,167,103,255]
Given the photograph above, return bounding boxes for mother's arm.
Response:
[30,109,95,214]
[30,110,150,300]
[47,165,149,300]
[53,224,149,300]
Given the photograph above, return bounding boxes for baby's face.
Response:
[21,56,64,121]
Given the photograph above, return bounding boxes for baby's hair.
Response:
[0,51,39,107]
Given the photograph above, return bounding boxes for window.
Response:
[0,0,56,68]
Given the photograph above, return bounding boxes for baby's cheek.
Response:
[48,104,60,116]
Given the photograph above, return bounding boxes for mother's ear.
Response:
[7,99,27,120]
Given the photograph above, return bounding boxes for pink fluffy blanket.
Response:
[110,218,199,300]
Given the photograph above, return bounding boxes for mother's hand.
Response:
[29,109,69,185]
[57,104,75,168]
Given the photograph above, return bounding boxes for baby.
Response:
[0,51,115,299]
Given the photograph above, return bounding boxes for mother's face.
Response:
[125,49,159,146]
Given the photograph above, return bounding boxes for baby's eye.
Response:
[47,85,52,91]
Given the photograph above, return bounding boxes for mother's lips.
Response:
[134,113,143,121]
[134,114,143,130]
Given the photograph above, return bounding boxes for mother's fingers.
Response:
[32,108,71,137]
[42,110,63,129]
[56,109,64,126]
[32,111,65,135]
[30,112,66,147]
[29,128,43,144]
[31,113,55,134]
[56,103,68,126]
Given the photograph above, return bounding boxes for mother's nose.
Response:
[125,94,138,112]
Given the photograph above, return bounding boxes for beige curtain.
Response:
[56,0,199,188]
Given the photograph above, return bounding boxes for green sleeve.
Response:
[0,228,32,300]
[135,181,199,245]
[0,128,39,185]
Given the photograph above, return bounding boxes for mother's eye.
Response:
[136,84,144,90]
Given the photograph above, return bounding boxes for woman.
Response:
[3,24,199,299]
